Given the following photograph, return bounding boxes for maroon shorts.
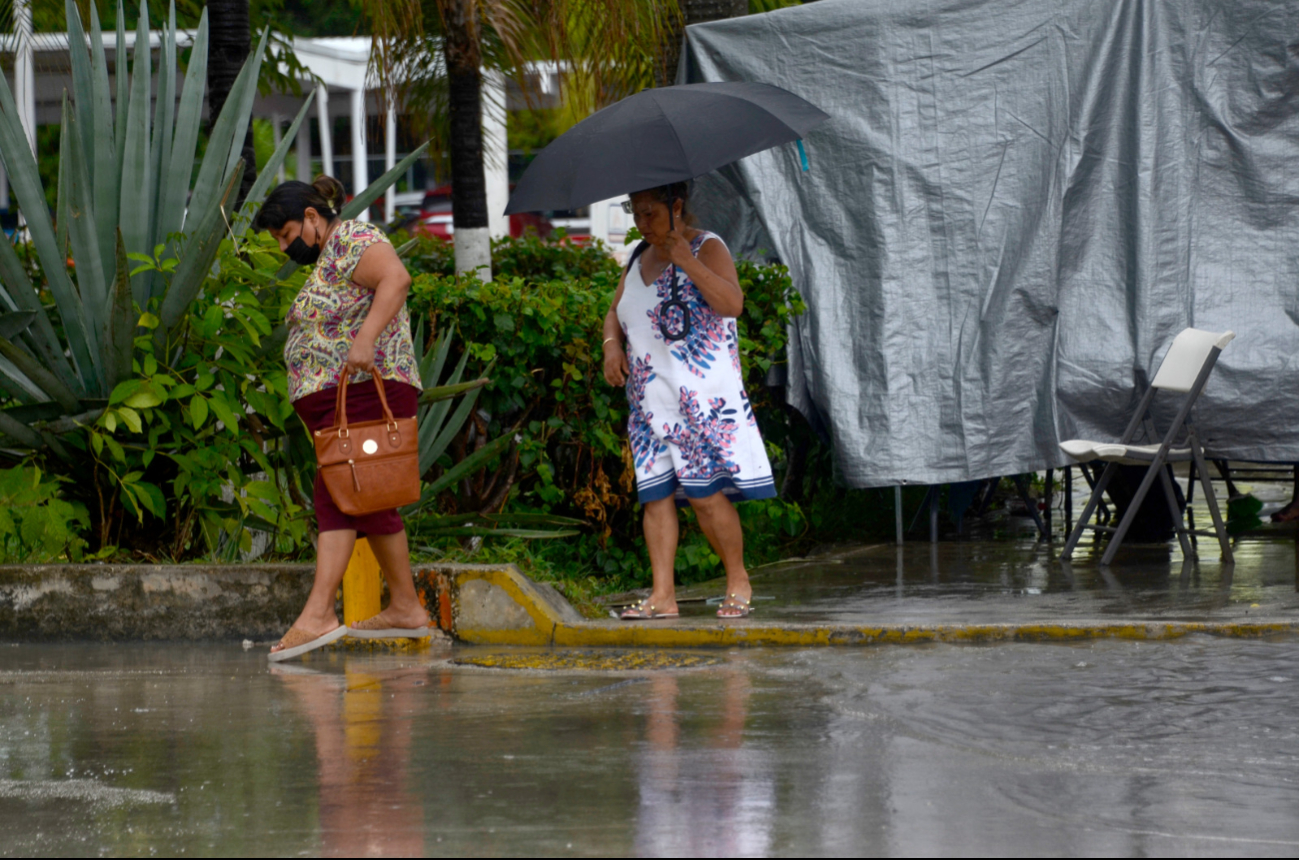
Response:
[293,378,421,536]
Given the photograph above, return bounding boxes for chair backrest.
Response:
[1150,328,1236,392]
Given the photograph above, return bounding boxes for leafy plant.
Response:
[0,0,278,444]
[0,0,428,456]
[0,465,92,563]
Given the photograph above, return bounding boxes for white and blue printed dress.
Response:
[617,231,777,505]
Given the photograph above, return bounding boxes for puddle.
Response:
[3,640,1299,856]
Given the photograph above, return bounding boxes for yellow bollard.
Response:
[341,538,383,627]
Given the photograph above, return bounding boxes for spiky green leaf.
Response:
[0,335,81,413]
[419,378,490,405]
[405,433,514,514]
[0,69,96,391]
[0,312,34,340]
[155,9,207,256]
[157,165,243,346]
[63,96,108,366]
[105,230,135,390]
[89,1,119,283]
[119,1,154,307]
[236,92,315,234]
[186,28,267,231]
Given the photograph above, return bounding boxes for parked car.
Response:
[390,185,590,241]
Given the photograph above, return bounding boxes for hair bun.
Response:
[312,175,346,212]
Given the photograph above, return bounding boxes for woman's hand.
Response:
[661,227,695,270]
[603,341,629,386]
[346,337,377,377]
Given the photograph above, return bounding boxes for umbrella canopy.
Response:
[504,82,830,215]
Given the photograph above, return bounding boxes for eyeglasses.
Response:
[620,201,634,215]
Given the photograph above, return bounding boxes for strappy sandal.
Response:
[267,624,347,662]
[619,599,679,620]
[716,594,753,619]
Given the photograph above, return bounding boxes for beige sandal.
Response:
[268,624,347,662]
[348,613,432,639]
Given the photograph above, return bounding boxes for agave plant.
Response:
[0,0,428,451]
[406,321,582,540]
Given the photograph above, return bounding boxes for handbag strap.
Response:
[332,369,398,437]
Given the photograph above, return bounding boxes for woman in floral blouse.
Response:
[254,176,430,660]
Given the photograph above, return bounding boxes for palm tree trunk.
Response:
[208,0,257,203]
[657,0,748,86]
[443,0,492,279]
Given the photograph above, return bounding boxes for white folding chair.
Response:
[1060,328,1235,565]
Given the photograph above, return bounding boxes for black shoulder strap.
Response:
[624,240,650,274]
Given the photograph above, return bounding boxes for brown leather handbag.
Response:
[313,374,421,515]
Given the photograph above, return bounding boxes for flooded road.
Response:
[3,639,1298,856]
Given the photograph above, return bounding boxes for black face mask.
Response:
[285,220,321,265]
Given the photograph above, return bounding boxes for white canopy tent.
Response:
[0,22,511,233]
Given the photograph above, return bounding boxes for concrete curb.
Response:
[0,563,316,640]
[2,561,1295,645]
[422,564,1299,646]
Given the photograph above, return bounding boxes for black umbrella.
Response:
[505,82,829,341]
[504,82,830,215]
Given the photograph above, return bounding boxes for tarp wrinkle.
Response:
[684,0,1299,487]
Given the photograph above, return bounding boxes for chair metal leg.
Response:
[1158,463,1195,560]
[1191,439,1233,564]
[1101,453,1171,566]
[1044,468,1054,538]
[1213,459,1241,499]
[1062,461,1118,559]
[1012,475,1048,541]
[929,486,940,544]
[895,485,904,546]
[908,486,936,533]
[1078,462,1111,523]
[1065,467,1073,537]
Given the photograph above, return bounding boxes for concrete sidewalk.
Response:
[3,533,1296,645]
[443,537,1299,647]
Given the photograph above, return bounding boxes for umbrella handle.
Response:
[658,268,691,342]
[657,203,692,342]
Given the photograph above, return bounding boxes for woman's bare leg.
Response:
[362,529,430,628]
[641,496,680,614]
[271,529,354,651]
[687,492,752,607]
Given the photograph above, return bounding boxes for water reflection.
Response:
[635,670,773,857]
[272,662,429,857]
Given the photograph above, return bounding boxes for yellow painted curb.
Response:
[415,565,1298,648]
[552,619,1299,647]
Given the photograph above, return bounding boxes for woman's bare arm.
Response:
[345,241,413,374]
[603,270,630,385]
[663,231,743,317]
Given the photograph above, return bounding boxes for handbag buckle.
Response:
[338,428,349,438]
[386,421,398,432]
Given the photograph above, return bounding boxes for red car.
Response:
[413,186,555,239]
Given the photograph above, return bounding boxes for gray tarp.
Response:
[682,0,1299,487]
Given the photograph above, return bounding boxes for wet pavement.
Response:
[704,534,1299,627]
[649,472,1299,628]
[3,638,1299,856]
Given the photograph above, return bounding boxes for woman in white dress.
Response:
[602,183,777,620]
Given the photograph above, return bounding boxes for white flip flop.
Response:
[267,624,348,662]
[347,626,433,639]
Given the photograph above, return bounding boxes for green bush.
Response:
[0,466,91,563]
[57,235,317,560]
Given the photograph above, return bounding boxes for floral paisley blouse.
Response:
[283,221,422,402]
